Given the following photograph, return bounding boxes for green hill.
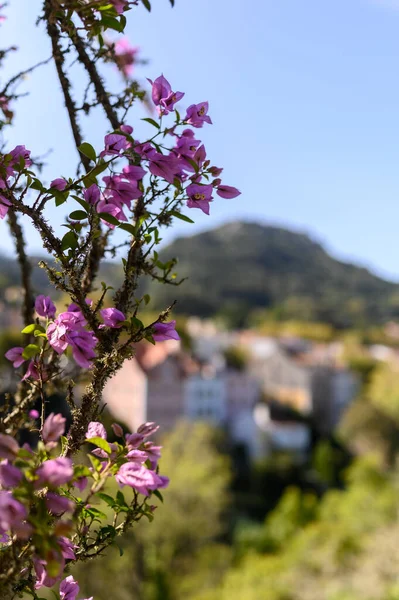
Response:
[1,221,398,329]
[151,221,399,328]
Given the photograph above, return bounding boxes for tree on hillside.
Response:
[0,2,240,598]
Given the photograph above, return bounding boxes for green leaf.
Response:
[131,316,144,329]
[30,178,44,192]
[152,489,164,503]
[82,173,98,188]
[78,142,97,162]
[102,15,124,32]
[21,324,36,334]
[74,464,92,478]
[141,117,160,129]
[69,210,88,221]
[143,294,151,305]
[60,436,68,456]
[99,525,117,541]
[61,230,79,251]
[118,223,137,236]
[84,506,107,520]
[54,190,68,207]
[98,212,120,226]
[22,344,40,360]
[88,454,102,472]
[141,0,151,10]
[86,437,112,454]
[170,210,194,224]
[116,490,128,507]
[71,195,91,211]
[91,162,109,177]
[98,493,116,507]
[34,331,47,338]
[185,157,199,173]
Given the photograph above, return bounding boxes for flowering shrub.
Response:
[0,1,240,598]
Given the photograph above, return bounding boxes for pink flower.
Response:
[47,311,97,368]
[148,74,184,115]
[120,124,133,134]
[97,198,127,228]
[216,184,241,199]
[22,361,40,381]
[143,441,162,469]
[0,194,11,219]
[100,308,126,328]
[84,184,100,205]
[75,477,88,492]
[148,152,182,184]
[126,449,148,463]
[29,409,39,419]
[125,433,145,449]
[35,294,57,319]
[103,174,142,204]
[0,463,22,488]
[209,166,223,177]
[186,183,213,215]
[122,164,146,181]
[67,303,89,326]
[60,575,79,600]
[100,133,131,157]
[173,129,201,166]
[50,178,68,191]
[184,102,212,128]
[46,493,75,515]
[9,145,32,167]
[114,37,139,78]
[58,536,77,560]
[115,463,161,496]
[152,320,180,342]
[137,422,160,437]
[0,435,19,460]
[36,458,74,487]
[0,491,27,532]
[5,347,25,368]
[92,441,118,459]
[86,421,107,440]
[34,555,63,589]
[67,329,97,368]
[42,413,66,444]
[112,423,124,437]
[47,313,77,354]
[111,0,128,13]
[34,556,62,589]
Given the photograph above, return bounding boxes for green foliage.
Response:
[368,363,399,425]
[74,422,232,600]
[235,487,319,555]
[223,346,249,371]
[191,457,399,600]
[347,355,378,386]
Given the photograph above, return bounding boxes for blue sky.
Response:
[2,0,399,280]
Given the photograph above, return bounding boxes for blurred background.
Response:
[5,1,399,599]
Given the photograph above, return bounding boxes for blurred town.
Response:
[6,223,399,600]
